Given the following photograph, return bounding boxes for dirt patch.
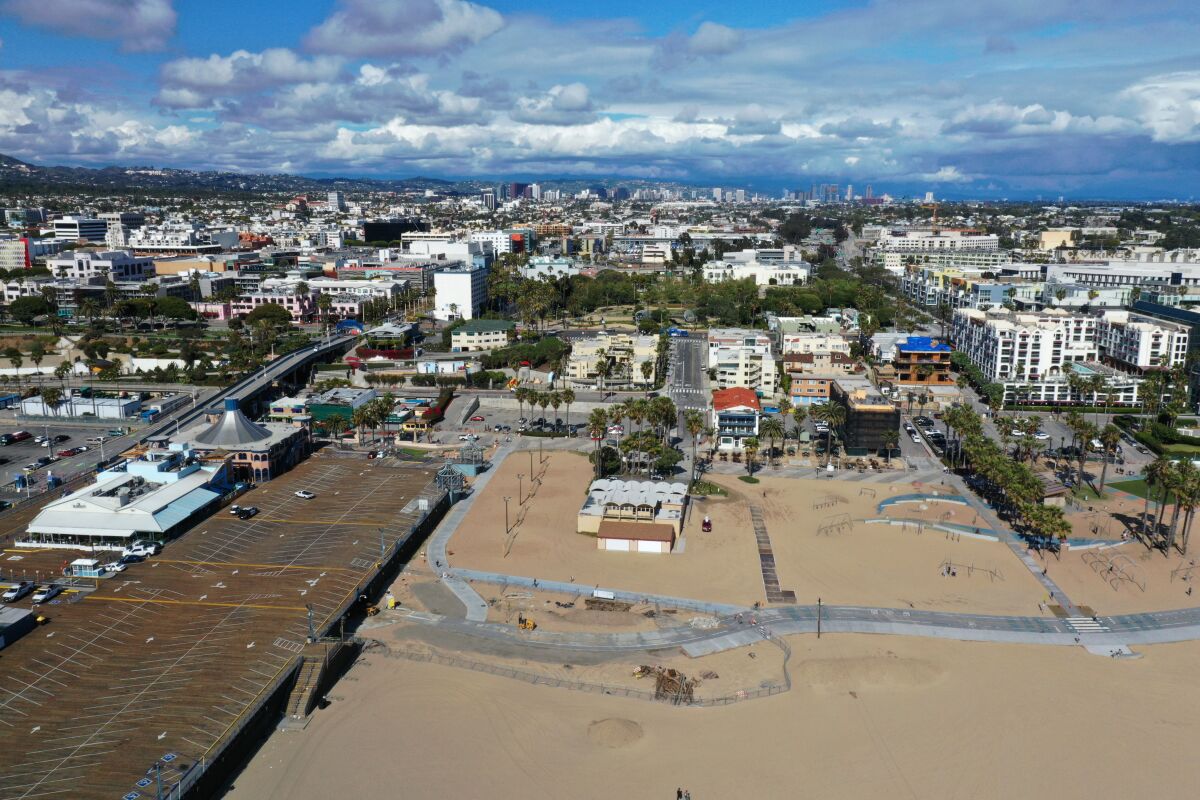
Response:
[587,718,644,748]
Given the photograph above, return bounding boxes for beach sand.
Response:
[224,634,1200,800]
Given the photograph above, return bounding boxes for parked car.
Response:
[469,415,485,422]
[2,581,35,602]
[102,561,127,573]
[31,585,62,603]
[295,490,316,500]
[911,433,922,443]
[52,435,70,443]
[123,541,161,558]
[914,416,934,428]
[119,553,145,565]
[1033,431,1051,440]
[229,504,243,515]
[236,506,259,519]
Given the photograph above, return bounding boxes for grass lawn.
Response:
[1109,478,1175,503]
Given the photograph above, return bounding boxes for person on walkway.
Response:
[677,789,683,799]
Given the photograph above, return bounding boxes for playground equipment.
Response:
[1082,550,1146,592]
[517,614,537,631]
[1170,561,1197,583]
[858,488,876,499]
[812,493,846,510]
[937,559,1004,581]
[816,513,853,536]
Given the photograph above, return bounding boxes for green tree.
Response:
[9,296,51,325]
[244,303,292,327]
[29,341,46,374]
[684,409,705,484]
[743,436,760,476]
[759,416,786,468]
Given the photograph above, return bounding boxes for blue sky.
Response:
[1,0,1198,198]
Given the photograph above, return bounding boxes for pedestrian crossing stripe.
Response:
[1066,617,1109,632]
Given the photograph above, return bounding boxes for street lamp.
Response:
[503,496,511,533]
[517,472,524,505]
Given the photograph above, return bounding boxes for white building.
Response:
[52,216,107,243]
[877,230,999,252]
[565,332,658,389]
[47,250,154,282]
[706,329,773,367]
[702,247,809,286]
[1096,310,1189,372]
[1045,260,1200,289]
[432,264,487,321]
[951,308,1097,385]
[711,347,778,396]
[780,333,852,356]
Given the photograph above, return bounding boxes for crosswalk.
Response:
[1066,617,1110,634]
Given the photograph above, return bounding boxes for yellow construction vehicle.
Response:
[517,614,536,631]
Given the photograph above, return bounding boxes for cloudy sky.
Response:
[0,0,1198,197]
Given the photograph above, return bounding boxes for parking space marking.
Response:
[85,595,306,611]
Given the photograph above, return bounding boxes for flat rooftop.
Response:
[0,454,443,800]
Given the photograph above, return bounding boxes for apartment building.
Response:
[0,237,30,271]
[788,374,835,406]
[877,248,1011,274]
[951,308,1098,384]
[1045,261,1200,289]
[231,290,317,321]
[711,347,778,396]
[707,329,773,367]
[450,319,515,352]
[1096,310,1189,373]
[565,332,658,389]
[892,336,954,385]
[711,387,761,452]
[779,333,851,356]
[830,377,900,454]
[877,230,1000,252]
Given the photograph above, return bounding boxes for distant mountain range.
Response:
[0,153,464,196]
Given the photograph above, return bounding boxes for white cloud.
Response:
[921,166,972,183]
[1121,71,1200,143]
[159,49,343,105]
[511,83,596,125]
[0,0,175,51]
[653,22,744,68]
[305,0,503,57]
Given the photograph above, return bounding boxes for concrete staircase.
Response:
[749,505,796,604]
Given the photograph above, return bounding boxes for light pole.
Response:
[517,472,524,505]
[503,496,511,533]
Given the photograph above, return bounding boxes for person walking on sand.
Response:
[677,789,683,800]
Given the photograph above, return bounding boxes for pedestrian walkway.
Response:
[749,504,795,604]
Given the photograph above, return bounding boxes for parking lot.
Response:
[0,421,134,493]
[0,452,444,800]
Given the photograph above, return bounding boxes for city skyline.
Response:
[0,0,1198,198]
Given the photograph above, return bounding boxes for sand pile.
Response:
[587,718,644,748]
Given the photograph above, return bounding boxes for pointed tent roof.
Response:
[194,398,272,448]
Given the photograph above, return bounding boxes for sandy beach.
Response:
[225,634,1200,800]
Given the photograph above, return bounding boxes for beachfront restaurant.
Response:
[19,446,228,552]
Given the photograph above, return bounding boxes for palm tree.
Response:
[326,413,348,441]
[351,406,372,445]
[5,347,23,387]
[587,408,608,480]
[1096,424,1122,494]
[40,386,64,417]
[759,416,786,468]
[814,402,846,467]
[561,388,575,432]
[640,360,653,395]
[791,405,807,443]
[1142,456,1172,540]
[743,436,759,477]
[882,429,899,466]
[1167,461,1199,553]
[1177,465,1200,556]
[684,409,705,484]
[549,391,562,431]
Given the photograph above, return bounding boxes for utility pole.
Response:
[503,496,511,534]
[517,472,524,505]
[817,597,822,639]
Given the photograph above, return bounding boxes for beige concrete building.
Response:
[565,332,658,388]
[577,478,688,553]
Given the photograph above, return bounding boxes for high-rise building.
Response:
[713,187,723,202]
[327,191,346,212]
[734,189,746,203]
[865,185,874,200]
[0,237,31,271]
[845,185,853,202]
[529,183,541,201]
[508,182,529,200]
[481,189,496,211]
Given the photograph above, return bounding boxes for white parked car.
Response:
[31,585,62,603]
[1033,431,1051,441]
[102,561,127,573]
[2,581,34,602]
[295,490,316,500]
[911,433,921,443]
[123,541,162,558]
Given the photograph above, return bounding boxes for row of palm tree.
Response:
[1141,456,1200,555]
[946,404,1073,545]
[513,387,577,431]
[585,395,681,480]
[324,393,399,444]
